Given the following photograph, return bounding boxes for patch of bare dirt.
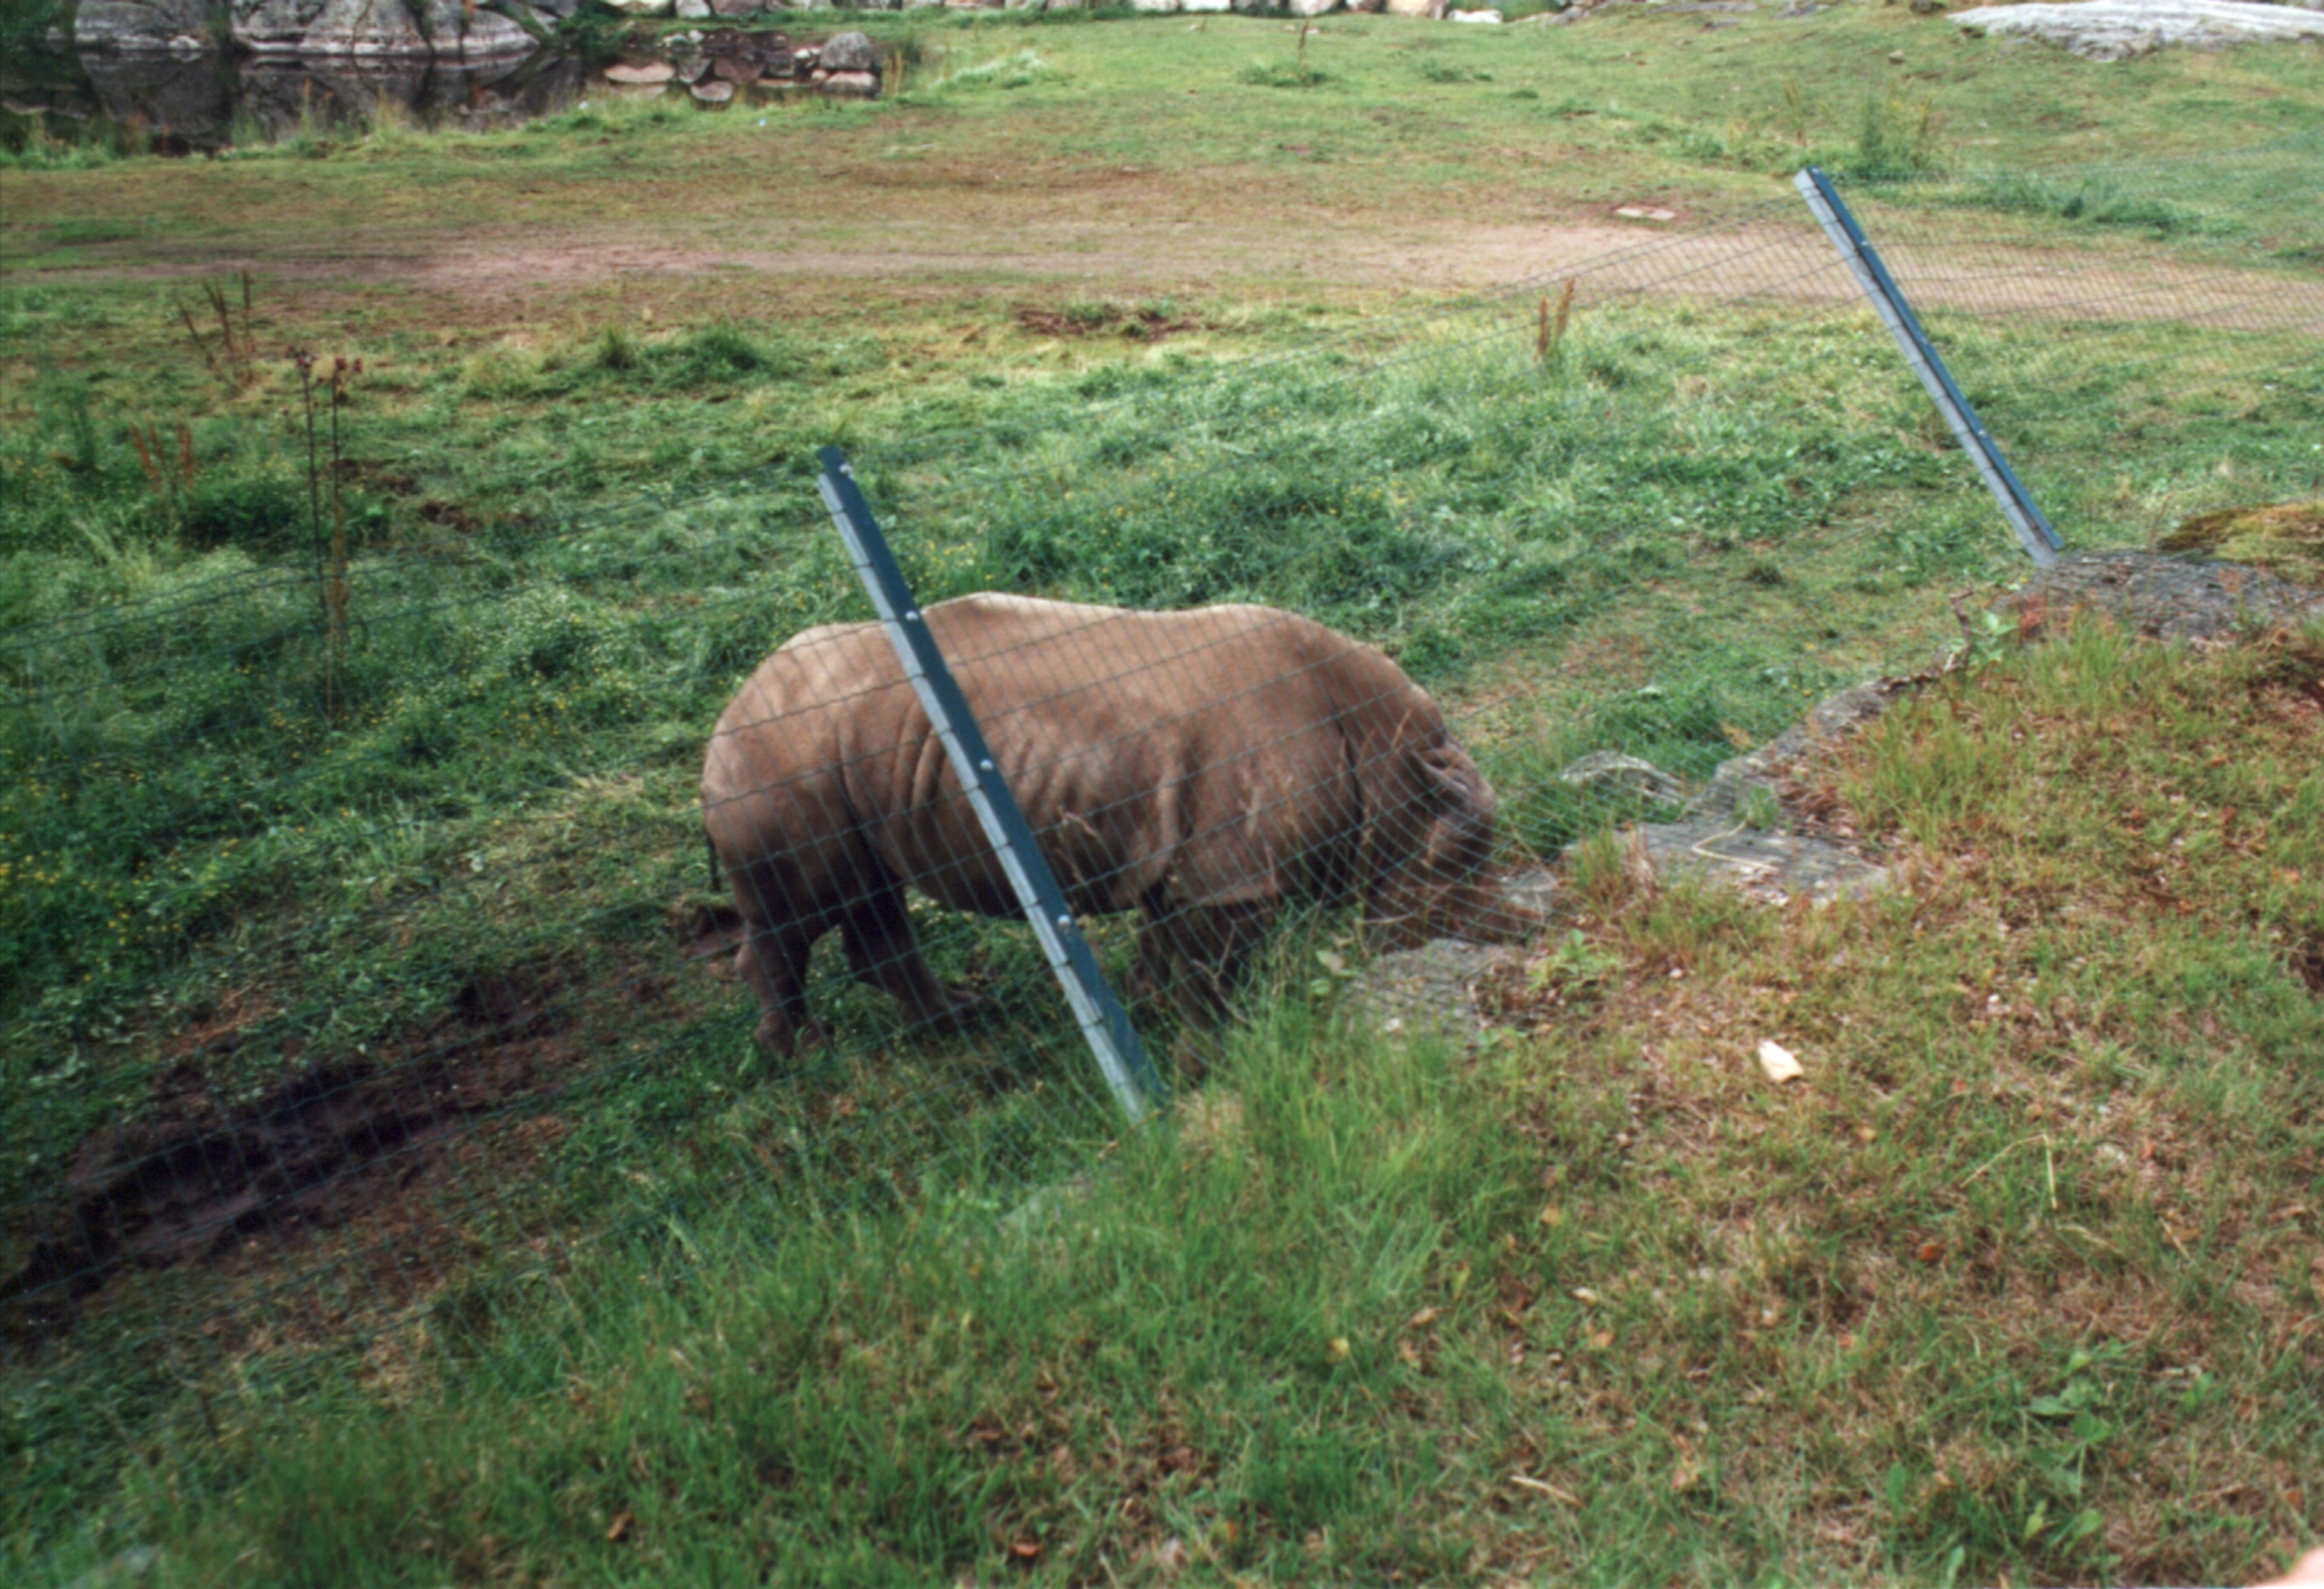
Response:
[30,216,2314,343]
[1013,301,1200,341]
[1,964,587,1341]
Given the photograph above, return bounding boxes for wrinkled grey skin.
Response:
[702,594,1538,1053]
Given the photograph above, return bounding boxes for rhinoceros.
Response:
[700,594,1537,1054]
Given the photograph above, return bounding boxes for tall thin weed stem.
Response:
[1537,278,1575,367]
[176,273,257,391]
[289,346,359,721]
[126,419,198,524]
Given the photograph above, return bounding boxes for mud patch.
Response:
[672,892,749,969]
[2290,937,2324,998]
[1014,301,1201,342]
[1,969,579,1339]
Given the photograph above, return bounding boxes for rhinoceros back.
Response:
[702,594,1436,924]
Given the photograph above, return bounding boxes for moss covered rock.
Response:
[2160,500,2324,591]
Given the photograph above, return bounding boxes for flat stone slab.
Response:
[1995,550,2324,645]
[1953,0,2324,59]
[1353,937,1519,1040]
[1631,817,1891,907]
[1346,867,1560,1038]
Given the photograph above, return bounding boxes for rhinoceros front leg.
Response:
[839,878,985,1034]
[1137,898,1276,1023]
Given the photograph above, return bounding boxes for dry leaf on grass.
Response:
[1509,1472,1581,1506]
[1757,1039,1804,1083]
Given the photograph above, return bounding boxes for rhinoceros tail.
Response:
[705,827,722,891]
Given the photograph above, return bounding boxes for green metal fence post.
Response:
[814,447,1165,1126]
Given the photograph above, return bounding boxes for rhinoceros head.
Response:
[1364,739,1542,950]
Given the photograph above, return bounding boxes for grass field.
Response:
[3,7,2323,1584]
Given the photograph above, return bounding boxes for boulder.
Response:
[603,59,677,81]
[1448,5,1503,16]
[1131,0,1183,10]
[818,29,879,69]
[74,0,214,51]
[1951,0,2324,58]
[709,0,761,14]
[822,68,878,94]
[1287,0,1338,13]
[1383,0,1443,14]
[675,0,710,14]
[712,55,763,81]
[1180,0,1233,11]
[599,0,672,12]
[690,77,734,101]
[674,54,711,81]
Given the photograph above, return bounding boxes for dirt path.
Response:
[19,212,2317,335]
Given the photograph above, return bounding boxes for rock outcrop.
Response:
[1952,0,2324,58]
[73,0,215,53]
[229,0,544,57]
[76,0,548,54]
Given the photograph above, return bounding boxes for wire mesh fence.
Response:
[4,136,2321,1571]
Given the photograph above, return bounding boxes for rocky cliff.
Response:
[73,0,576,54]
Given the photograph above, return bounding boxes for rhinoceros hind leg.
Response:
[736,924,819,1056]
[840,882,983,1032]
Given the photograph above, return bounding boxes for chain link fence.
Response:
[4,136,2321,1571]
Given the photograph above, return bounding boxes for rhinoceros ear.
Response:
[1416,741,1490,816]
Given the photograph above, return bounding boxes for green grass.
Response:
[3,12,2323,1582]
[36,621,2319,1588]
